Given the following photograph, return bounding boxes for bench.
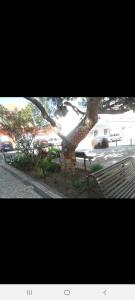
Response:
[88,157,135,198]
[49,150,93,171]
[75,151,93,171]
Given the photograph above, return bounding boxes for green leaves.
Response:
[38,156,61,177]
[26,98,50,128]
[0,104,35,141]
[90,164,103,173]
[10,153,34,170]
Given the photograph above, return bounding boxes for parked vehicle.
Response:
[33,136,48,148]
[108,133,122,142]
[33,140,48,147]
[92,136,109,149]
[0,142,14,152]
[48,137,62,147]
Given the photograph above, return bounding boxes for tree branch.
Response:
[24,97,66,141]
[24,97,56,127]
[64,101,85,115]
[64,97,102,151]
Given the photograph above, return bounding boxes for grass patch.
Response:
[90,163,103,173]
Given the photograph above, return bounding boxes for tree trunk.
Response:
[61,98,102,173]
[25,97,102,174]
[60,144,77,174]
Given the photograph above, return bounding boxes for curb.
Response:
[1,161,66,199]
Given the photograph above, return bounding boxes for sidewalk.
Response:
[75,145,135,170]
[0,157,64,199]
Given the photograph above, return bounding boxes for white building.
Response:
[77,116,111,149]
[77,110,135,149]
[103,110,135,139]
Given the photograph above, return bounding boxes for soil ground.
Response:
[25,168,99,199]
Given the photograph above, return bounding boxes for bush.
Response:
[90,163,103,173]
[35,166,44,177]
[94,138,109,149]
[47,147,61,158]
[38,157,61,177]
[10,153,35,170]
[102,138,109,148]
[48,147,60,153]
[16,135,35,158]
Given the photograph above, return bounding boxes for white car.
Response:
[48,137,62,147]
[108,134,122,142]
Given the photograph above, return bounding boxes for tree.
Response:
[24,97,135,173]
[99,97,135,114]
[26,98,50,129]
[0,104,35,141]
[2,97,134,173]
[23,97,101,172]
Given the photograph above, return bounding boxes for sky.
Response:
[0,97,28,109]
[57,106,82,135]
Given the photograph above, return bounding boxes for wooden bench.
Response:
[75,151,93,171]
[50,150,93,171]
[88,157,135,198]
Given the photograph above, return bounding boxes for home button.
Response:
[64,289,70,296]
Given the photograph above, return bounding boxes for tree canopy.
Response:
[24,97,135,148]
[99,97,135,114]
[0,104,35,140]
[25,97,135,119]
[1,97,135,150]
[1,97,135,171]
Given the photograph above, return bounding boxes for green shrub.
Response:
[10,153,35,170]
[48,147,60,153]
[16,135,35,158]
[38,157,61,177]
[47,147,61,158]
[35,166,44,177]
[90,163,103,173]
[94,138,109,149]
[102,138,109,148]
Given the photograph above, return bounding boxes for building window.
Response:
[94,130,98,136]
[104,129,108,135]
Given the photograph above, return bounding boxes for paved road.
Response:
[50,144,135,170]
[0,153,62,199]
[76,145,135,170]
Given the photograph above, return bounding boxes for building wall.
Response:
[0,129,13,138]
[101,111,135,138]
[0,129,14,145]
